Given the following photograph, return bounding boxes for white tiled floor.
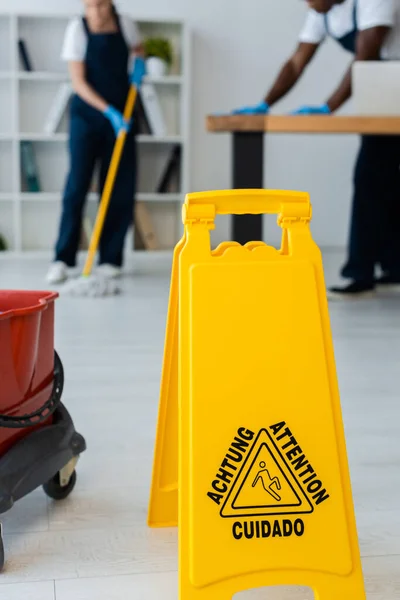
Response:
[0,251,399,599]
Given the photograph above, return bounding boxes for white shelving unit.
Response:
[0,12,191,252]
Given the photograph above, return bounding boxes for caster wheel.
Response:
[43,470,77,500]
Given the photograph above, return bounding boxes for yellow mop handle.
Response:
[82,85,138,277]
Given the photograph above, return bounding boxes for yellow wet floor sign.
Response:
[148,189,366,600]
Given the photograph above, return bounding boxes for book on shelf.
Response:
[44,83,72,134]
[0,233,7,252]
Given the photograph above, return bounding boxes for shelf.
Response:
[17,73,182,84]
[137,193,182,202]
[144,75,182,85]
[18,72,69,82]
[137,135,183,144]
[21,192,182,203]
[18,134,182,144]
[19,133,68,142]
[21,193,60,201]
[0,12,189,252]
[21,192,93,202]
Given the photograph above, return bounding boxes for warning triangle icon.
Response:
[220,429,314,518]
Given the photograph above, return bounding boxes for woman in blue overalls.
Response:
[231,0,400,297]
[47,0,144,284]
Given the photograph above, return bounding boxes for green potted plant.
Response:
[144,37,173,77]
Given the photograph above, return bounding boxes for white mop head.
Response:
[61,274,121,297]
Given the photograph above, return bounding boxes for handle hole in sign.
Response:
[234,586,314,600]
[210,214,284,252]
[210,213,231,251]
[264,214,283,250]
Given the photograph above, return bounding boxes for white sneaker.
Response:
[97,263,122,279]
[46,261,68,284]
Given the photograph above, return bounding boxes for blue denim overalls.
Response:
[55,8,136,267]
[325,0,357,53]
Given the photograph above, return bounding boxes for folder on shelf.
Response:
[44,83,72,134]
[79,217,93,250]
[20,141,41,193]
[157,145,182,193]
[140,83,167,137]
[136,92,153,135]
[135,202,159,250]
[18,39,33,72]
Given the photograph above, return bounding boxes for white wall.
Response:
[1,0,360,249]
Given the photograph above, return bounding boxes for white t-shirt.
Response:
[61,14,141,62]
[299,0,400,59]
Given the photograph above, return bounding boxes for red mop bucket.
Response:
[0,290,86,571]
[0,290,59,455]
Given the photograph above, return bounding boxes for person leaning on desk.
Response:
[233,0,400,299]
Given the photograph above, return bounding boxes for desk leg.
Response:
[232,131,264,244]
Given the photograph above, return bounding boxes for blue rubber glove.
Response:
[232,101,269,115]
[290,103,331,115]
[130,56,146,87]
[103,105,130,136]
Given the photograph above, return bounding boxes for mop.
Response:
[62,58,143,297]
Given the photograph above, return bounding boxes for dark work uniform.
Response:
[326,5,400,283]
[55,9,136,268]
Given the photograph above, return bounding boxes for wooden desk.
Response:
[206,115,400,243]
